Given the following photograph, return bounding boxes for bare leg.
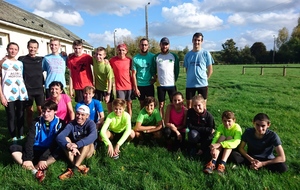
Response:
[127,101,132,117]
[11,151,23,165]
[107,102,112,113]
[139,100,144,110]
[159,101,165,119]
[74,144,95,167]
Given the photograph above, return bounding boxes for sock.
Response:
[32,169,38,175]
[220,160,226,165]
[212,160,217,165]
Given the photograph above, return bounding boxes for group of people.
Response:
[0,32,287,182]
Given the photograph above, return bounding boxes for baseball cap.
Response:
[160,37,169,44]
[76,105,90,115]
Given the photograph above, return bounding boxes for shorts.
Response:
[25,92,45,107]
[95,89,114,103]
[116,90,132,101]
[74,90,84,102]
[157,86,177,103]
[110,131,125,142]
[137,85,155,101]
[186,87,208,100]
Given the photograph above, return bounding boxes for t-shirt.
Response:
[1,59,28,102]
[136,108,162,126]
[18,55,44,94]
[100,111,131,146]
[132,52,154,86]
[211,123,242,149]
[184,49,214,88]
[169,105,185,132]
[93,58,114,91]
[109,56,132,90]
[242,128,282,160]
[67,54,93,90]
[42,54,67,89]
[47,94,71,123]
[75,99,104,123]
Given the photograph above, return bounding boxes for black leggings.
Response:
[5,100,25,138]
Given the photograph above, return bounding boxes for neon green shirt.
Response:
[93,58,114,91]
[212,123,242,149]
[100,111,131,146]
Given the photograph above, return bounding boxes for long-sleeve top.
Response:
[100,111,131,147]
[23,116,63,161]
[56,119,97,149]
[211,123,242,149]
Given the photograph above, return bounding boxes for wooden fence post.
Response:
[242,66,245,74]
[260,66,264,75]
[283,66,286,76]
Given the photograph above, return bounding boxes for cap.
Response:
[117,43,127,50]
[76,105,90,115]
[160,37,169,44]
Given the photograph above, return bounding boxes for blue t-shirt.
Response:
[75,99,104,123]
[132,52,154,86]
[42,54,67,89]
[184,49,214,88]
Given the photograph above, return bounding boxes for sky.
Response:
[5,0,300,51]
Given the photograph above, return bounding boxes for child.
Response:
[100,98,135,158]
[236,113,287,173]
[75,86,104,130]
[204,110,242,174]
[93,47,114,113]
[10,100,63,182]
[134,96,163,142]
[0,42,28,142]
[186,94,215,155]
[163,92,187,151]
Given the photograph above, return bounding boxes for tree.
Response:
[221,39,239,64]
[250,42,268,63]
[239,46,256,64]
[276,27,289,48]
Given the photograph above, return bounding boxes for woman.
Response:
[47,81,74,125]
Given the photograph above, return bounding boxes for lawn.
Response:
[0,64,299,189]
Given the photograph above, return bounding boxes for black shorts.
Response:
[157,86,177,103]
[137,85,155,101]
[25,92,45,107]
[74,90,84,102]
[186,87,208,100]
[110,131,125,142]
[95,89,114,103]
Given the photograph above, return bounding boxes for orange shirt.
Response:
[109,56,132,90]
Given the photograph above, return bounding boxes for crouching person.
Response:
[10,100,63,182]
[57,105,97,180]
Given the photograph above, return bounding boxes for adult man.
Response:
[18,39,44,128]
[151,37,179,118]
[42,38,67,98]
[10,100,63,182]
[67,40,93,102]
[132,38,155,109]
[56,105,97,180]
[109,44,133,117]
[184,32,213,109]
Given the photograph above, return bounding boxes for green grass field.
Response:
[0,64,299,189]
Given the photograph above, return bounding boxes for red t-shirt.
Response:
[67,54,93,90]
[109,56,132,90]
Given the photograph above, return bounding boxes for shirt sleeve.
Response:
[100,114,113,146]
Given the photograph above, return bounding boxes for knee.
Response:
[163,127,172,139]
[226,136,233,140]
[188,130,200,143]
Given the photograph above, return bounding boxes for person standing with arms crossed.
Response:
[132,38,155,109]
[184,32,213,109]
[67,40,93,102]
[151,37,179,118]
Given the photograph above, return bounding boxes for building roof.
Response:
[0,0,92,48]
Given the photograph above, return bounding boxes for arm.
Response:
[173,53,180,81]
[207,64,213,79]
[164,104,180,135]
[100,117,112,146]
[0,75,7,107]
[104,61,113,103]
[68,69,74,98]
[238,140,254,163]
[67,101,75,121]
[132,70,140,97]
[220,128,242,149]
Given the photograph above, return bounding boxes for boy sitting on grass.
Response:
[10,100,63,182]
[204,110,242,175]
[235,113,287,173]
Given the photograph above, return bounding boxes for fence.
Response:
[242,66,300,76]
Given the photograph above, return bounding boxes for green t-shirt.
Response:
[93,58,114,91]
[212,123,242,149]
[136,108,162,126]
[132,52,154,86]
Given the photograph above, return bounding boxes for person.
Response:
[18,39,44,128]
[184,32,214,109]
[42,38,67,98]
[93,46,114,113]
[0,42,28,142]
[100,98,135,158]
[109,44,133,117]
[204,110,242,175]
[56,105,97,180]
[186,94,215,156]
[75,86,104,130]
[47,81,74,125]
[132,38,155,109]
[151,37,179,118]
[163,92,187,151]
[67,40,94,102]
[234,113,288,173]
[133,96,163,143]
[10,100,63,182]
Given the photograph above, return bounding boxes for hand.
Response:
[1,96,8,107]
[211,129,215,134]
[176,133,182,142]
[210,143,221,150]
[107,144,114,157]
[22,161,35,170]
[250,159,263,170]
[134,89,141,97]
[71,148,81,156]
[36,161,48,170]
[104,95,110,103]
[210,148,217,158]
[66,142,78,151]
[114,144,120,156]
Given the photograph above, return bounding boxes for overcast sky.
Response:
[6,0,300,51]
